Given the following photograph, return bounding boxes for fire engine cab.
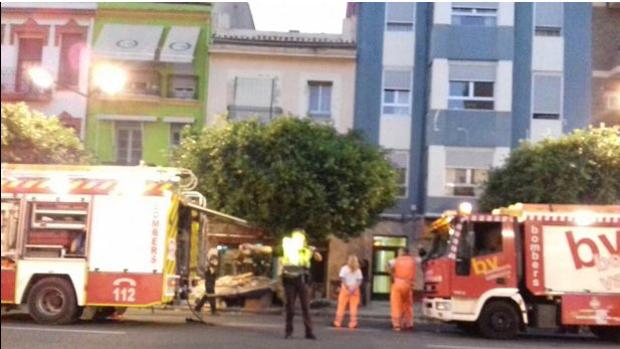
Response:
[422,203,620,342]
[0,163,235,324]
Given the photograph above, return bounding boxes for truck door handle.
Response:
[496,278,506,285]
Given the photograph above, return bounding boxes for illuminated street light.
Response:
[458,202,473,215]
[27,67,55,90]
[92,63,127,95]
[27,64,127,96]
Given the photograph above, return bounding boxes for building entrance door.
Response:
[371,236,407,300]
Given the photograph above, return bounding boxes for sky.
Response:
[249,0,349,34]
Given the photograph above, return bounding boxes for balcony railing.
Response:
[227,105,283,123]
[1,67,51,101]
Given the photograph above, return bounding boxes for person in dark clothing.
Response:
[360,258,370,306]
[281,229,321,340]
[195,249,219,315]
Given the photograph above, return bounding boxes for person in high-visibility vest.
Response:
[280,229,321,339]
[388,247,416,331]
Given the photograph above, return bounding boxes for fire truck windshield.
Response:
[425,233,450,261]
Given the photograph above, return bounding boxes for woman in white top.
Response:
[333,255,363,329]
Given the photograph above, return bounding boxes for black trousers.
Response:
[283,275,313,336]
[195,281,216,314]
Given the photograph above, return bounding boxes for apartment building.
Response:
[592,2,619,125]
[347,2,591,299]
[1,3,96,138]
[206,27,356,135]
[85,3,211,166]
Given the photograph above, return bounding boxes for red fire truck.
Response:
[422,203,620,341]
[1,163,242,324]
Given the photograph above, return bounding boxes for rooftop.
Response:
[213,29,355,49]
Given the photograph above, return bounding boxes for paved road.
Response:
[2,311,617,349]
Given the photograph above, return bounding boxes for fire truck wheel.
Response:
[28,277,78,325]
[590,326,620,342]
[477,300,519,340]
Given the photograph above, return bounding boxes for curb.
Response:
[126,305,429,323]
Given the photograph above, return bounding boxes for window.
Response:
[308,81,332,117]
[26,201,89,258]
[387,150,409,198]
[169,123,187,147]
[382,70,411,116]
[445,168,488,197]
[458,221,503,260]
[168,75,197,100]
[606,94,620,111]
[125,70,161,96]
[386,2,415,31]
[229,76,280,122]
[16,38,44,93]
[58,33,85,87]
[534,3,562,36]
[471,222,503,256]
[451,4,497,26]
[116,122,142,165]
[449,81,494,110]
[532,74,562,120]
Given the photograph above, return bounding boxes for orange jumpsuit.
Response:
[390,255,416,330]
[333,286,360,328]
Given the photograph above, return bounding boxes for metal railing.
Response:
[227,105,283,123]
[1,67,48,96]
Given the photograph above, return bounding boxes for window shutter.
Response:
[446,148,494,168]
[383,70,412,90]
[449,62,496,81]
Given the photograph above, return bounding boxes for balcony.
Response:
[227,105,283,123]
[1,67,51,102]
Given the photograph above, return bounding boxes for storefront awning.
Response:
[94,24,164,61]
[160,26,201,63]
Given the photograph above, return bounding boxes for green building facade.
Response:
[87,3,211,165]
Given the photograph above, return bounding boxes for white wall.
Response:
[530,119,563,142]
[493,147,510,167]
[427,145,446,197]
[379,116,412,149]
[382,32,415,67]
[532,37,564,72]
[497,3,515,27]
[430,59,449,110]
[434,3,452,25]
[495,61,513,112]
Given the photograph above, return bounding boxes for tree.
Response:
[1,103,89,164]
[174,117,397,241]
[479,126,620,211]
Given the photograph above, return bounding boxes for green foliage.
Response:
[479,126,620,211]
[1,103,89,164]
[174,117,397,241]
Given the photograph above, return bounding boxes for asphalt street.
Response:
[1,311,617,349]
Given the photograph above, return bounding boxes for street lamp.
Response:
[91,63,127,95]
[27,63,127,97]
[27,67,55,90]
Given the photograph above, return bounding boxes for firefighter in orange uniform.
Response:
[388,247,416,331]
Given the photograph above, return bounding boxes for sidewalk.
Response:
[126,301,427,323]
